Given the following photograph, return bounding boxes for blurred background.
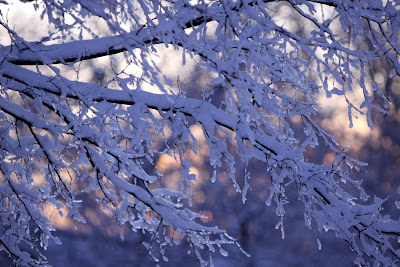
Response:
[1,1,399,266]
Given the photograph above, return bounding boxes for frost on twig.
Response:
[0,0,399,266]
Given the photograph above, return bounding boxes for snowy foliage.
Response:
[0,0,399,266]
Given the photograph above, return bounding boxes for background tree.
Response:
[0,0,400,266]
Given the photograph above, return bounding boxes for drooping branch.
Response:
[1,61,284,156]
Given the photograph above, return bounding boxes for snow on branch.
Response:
[0,0,399,266]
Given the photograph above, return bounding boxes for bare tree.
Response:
[0,0,399,266]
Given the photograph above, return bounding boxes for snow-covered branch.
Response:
[0,0,399,266]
